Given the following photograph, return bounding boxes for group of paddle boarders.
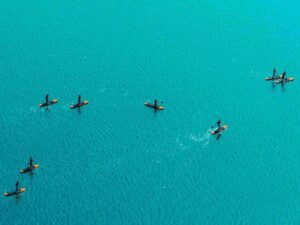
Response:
[4,157,39,197]
[6,67,297,198]
[39,94,89,110]
[265,68,294,84]
[5,91,232,197]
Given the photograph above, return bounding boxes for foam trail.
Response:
[189,128,211,149]
[175,137,187,150]
[30,107,37,113]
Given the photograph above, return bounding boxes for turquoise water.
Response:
[1,0,300,224]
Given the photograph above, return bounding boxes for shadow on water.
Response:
[216,134,222,141]
[45,107,51,113]
[28,171,35,182]
[77,108,81,115]
[152,106,164,118]
[271,82,286,92]
[271,82,276,90]
[281,83,286,92]
[15,194,22,203]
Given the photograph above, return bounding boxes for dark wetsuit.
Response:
[29,157,33,170]
[16,181,19,193]
[282,72,286,81]
[78,95,81,105]
[46,94,49,105]
[217,120,221,128]
[154,99,158,109]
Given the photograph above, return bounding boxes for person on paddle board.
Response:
[154,99,158,109]
[272,68,276,79]
[29,156,33,170]
[78,95,81,105]
[15,181,19,193]
[217,120,221,129]
[45,94,49,105]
